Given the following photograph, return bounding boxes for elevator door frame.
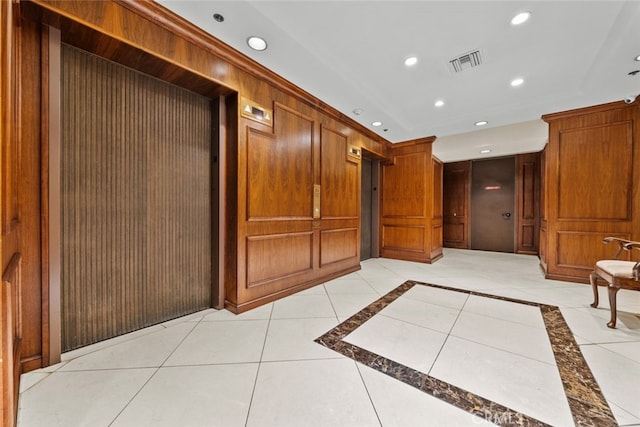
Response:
[360,156,380,260]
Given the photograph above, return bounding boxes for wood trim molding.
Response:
[28,0,392,150]
[45,25,61,365]
[542,99,637,122]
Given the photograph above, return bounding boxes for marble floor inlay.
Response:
[315,280,618,427]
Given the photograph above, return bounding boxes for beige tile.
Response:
[271,294,336,319]
[17,369,155,427]
[111,364,258,427]
[344,314,447,373]
[164,320,268,366]
[246,359,379,427]
[261,318,341,362]
[430,336,573,427]
[60,322,196,371]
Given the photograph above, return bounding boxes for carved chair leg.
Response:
[606,286,620,329]
[589,271,599,308]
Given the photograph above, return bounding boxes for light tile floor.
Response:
[17,249,640,426]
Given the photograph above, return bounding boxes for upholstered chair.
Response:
[590,237,640,328]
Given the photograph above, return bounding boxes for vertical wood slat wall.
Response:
[61,45,212,351]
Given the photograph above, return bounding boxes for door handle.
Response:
[502,212,511,220]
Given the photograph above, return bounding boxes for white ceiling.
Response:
[158,1,640,162]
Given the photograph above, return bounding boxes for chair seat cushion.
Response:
[596,260,637,278]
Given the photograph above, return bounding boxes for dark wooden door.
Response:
[443,161,470,248]
[470,157,516,253]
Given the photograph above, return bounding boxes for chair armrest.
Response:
[602,237,640,258]
[623,241,640,251]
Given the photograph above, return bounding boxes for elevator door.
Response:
[60,45,215,350]
[470,157,516,253]
[361,158,373,260]
[360,157,380,260]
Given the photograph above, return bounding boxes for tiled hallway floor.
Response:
[17,249,640,426]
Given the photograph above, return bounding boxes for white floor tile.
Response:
[261,318,342,361]
[164,320,268,366]
[18,372,49,394]
[61,325,165,362]
[379,296,460,333]
[201,303,273,321]
[561,307,640,344]
[324,277,378,295]
[344,314,447,373]
[59,322,196,371]
[430,336,574,427]
[608,401,640,426]
[271,294,336,319]
[580,344,640,420]
[363,277,406,296]
[600,341,640,363]
[401,284,469,310]
[328,292,380,318]
[246,359,380,427]
[111,364,258,427]
[450,310,556,364]
[17,369,155,427]
[295,284,327,295]
[358,364,498,427]
[462,294,545,328]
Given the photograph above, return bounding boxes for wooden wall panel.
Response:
[321,126,358,219]
[2,0,22,424]
[380,138,439,263]
[320,228,358,266]
[431,158,443,259]
[555,231,632,271]
[247,105,314,219]
[246,233,313,286]
[382,225,425,252]
[235,101,364,310]
[516,152,540,254]
[60,45,212,350]
[539,145,548,269]
[1,254,21,427]
[542,101,640,282]
[558,124,632,220]
[443,161,470,248]
[382,154,427,218]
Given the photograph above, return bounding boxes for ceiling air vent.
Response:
[449,49,483,73]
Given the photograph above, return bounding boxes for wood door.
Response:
[470,157,516,253]
[443,161,470,248]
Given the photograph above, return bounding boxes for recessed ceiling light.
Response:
[475,120,488,126]
[510,78,524,87]
[434,100,445,107]
[404,56,418,67]
[247,36,267,51]
[480,149,492,154]
[213,13,224,23]
[635,54,640,61]
[372,121,383,127]
[353,108,364,115]
[511,11,531,26]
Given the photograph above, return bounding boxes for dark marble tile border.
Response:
[315,280,617,427]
